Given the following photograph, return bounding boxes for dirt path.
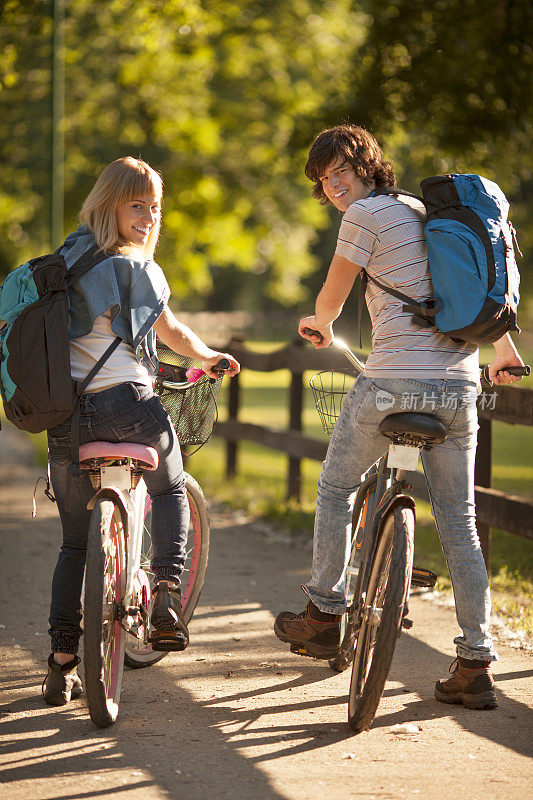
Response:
[0,429,532,800]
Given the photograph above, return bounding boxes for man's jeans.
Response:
[305,375,497,662]
[47,381,189,655]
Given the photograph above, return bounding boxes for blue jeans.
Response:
[47,381,189,655]
[305,375,497,662]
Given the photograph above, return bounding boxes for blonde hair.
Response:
[79,157,163,258]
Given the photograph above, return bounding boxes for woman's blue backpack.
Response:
[370,174,521,345]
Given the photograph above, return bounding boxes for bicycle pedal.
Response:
[289,644,312,657]
[402,616,414,630]
[411,566,438,588]
[148,630,188,652]
[148,637,188,652]
[288,643,328,660]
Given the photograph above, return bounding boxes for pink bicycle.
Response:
[81,356,228,727]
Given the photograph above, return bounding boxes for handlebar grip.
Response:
[482,364,530,384]
[303,327,324,343]
[505,365,531,377]
[211,357,231,374]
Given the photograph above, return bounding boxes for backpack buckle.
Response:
[419,298,442,316]
[406,298,442,329]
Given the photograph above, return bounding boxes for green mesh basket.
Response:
[156,345,223,447]
[309,369,357,436]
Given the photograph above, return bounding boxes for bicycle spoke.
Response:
[124,473,210,669]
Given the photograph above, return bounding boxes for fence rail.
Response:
[213,338,533,566]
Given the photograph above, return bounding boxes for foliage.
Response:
[1,0,531,313]
[296,0,533,311]
[337,0,532,187]
[0,0,363,305]
[0,2,53,265]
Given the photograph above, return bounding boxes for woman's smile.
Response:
[117,193,161,247]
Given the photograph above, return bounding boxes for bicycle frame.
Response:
[339,454,415,653]
[85,453,154,627]
[83,368,209,616]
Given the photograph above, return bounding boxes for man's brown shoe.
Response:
[434,658,497,709]
[42,654,83,706]
[274,602,341,659]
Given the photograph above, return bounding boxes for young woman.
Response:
[42,157,239,705]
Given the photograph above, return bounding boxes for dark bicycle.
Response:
[308,334,528,733]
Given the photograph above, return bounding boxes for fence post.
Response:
[287,339,304,502]
[475,416,492,570]
[226,336,243,479]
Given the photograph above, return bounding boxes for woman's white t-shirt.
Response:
[70,311,151,393]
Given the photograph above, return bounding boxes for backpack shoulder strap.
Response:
[364,272,424,311]
[66,244,111,284]
[371,186,425,204]
[68,335,123,487]
[357,270,442,346]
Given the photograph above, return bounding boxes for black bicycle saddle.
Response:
[379,412,448,445]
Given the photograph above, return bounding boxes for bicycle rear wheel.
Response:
[124,472,210,668]
[84,498,126,727]
[348,502,414,733]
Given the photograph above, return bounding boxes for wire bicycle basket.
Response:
[155,345,223,448]
[309,369,358,436]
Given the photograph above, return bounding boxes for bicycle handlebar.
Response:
[481,364,530,386]
[303,327,325,343]
[211,357,231,374]
[303,328,530,386]
[156,357,232,391]
[303,328,366,374]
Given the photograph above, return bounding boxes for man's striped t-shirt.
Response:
[335,194,480,384]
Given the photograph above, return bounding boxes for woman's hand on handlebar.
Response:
[298,316,333,349]
[200,353,240,380]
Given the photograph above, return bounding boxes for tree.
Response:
[0,1,54,273]
[294,0,533,312]
[327,0,532,187]
[0,0,364,308]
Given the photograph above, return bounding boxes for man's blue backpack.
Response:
[370,174,521,345]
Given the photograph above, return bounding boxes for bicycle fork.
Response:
[339,484,416,659]
[87,470,150,635]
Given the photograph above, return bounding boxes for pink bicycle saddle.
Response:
[79,442,159,470]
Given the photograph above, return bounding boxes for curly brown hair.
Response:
[305,124,396,205]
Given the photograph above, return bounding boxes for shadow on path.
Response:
[0,474,532,799]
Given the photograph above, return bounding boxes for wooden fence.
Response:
[213,337,533,568]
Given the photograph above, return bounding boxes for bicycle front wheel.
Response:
[84,498,126,727]
[124,472,210,669]
[330,477,377,673]
[348,502,414,733]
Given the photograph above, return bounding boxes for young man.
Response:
[274,124,526,709]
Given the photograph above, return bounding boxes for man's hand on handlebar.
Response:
[298,316,333,349]
[200,353,240,380]
[487,353,527,386]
